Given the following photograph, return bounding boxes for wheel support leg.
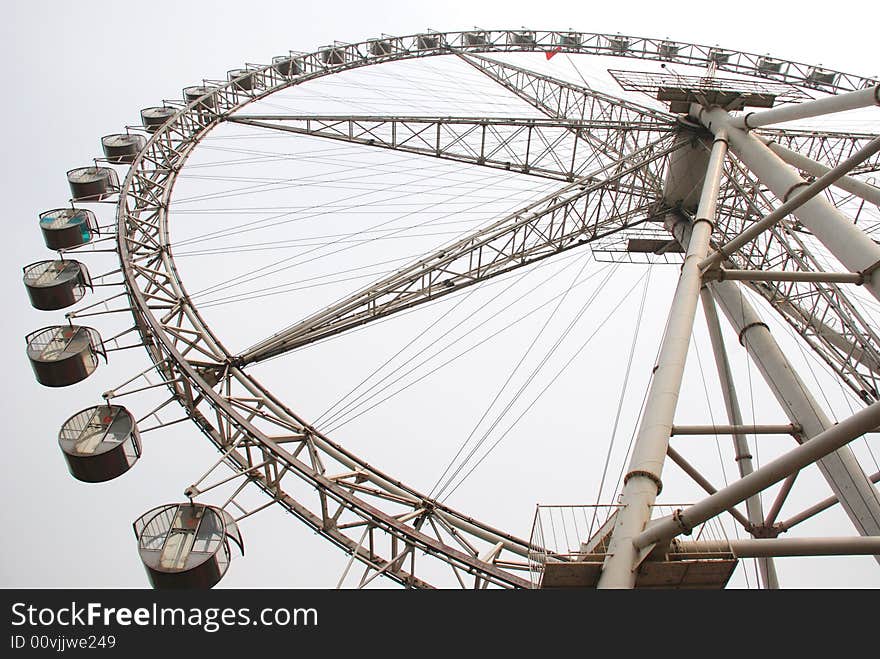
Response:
[596,133,729,588]
[700,286,780,589]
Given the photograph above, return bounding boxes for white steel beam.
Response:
[730,85,879,129]
[759,136,880,207]
[673,536,880,558]
[671,424,799,435]
[596,132,729,589]
[635,398,880,550]
[709,269,863,284]
[780,471,880,531]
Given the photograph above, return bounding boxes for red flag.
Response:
[546,46,562,60]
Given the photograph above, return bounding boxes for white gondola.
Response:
[708,48,731,64]
[38,208,96,250]
[26,325,105,387]
[271,55,300,77]
[140,106,176,133]
[67,167,119,201]
[464,31,487,46]
[659,40,681,59]
[101,134,146,164]
[369,39,394,56]
[416,34,440,50]
[556,32,582,47]
[59,405,142,482]
[183,85,218,111]
[228,69,255,91]
[22,259,91,310]
[508,31,536,46]
[321,47,346,65]
[758,56,783,74]
[133,503,244,589]
[808,67,837,86]
[607,35,631,52]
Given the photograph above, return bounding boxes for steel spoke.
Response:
[226,114,674,182]
[237,133,681,363]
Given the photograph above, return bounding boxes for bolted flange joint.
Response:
[623,469,663,494]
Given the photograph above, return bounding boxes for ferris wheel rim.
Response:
[110,29,879,588]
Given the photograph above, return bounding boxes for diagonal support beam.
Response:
[666,446,751,529]
[757,133,880,206]
[635,399,880,550]
[457,53,674,125]
[697,106,880,303]
[237,134,681,364]
[669,211,880,556]
[701,134,880,271]
[780,471,880,531]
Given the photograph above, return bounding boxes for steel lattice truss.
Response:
[62,29,878,588]
[226,114,675,182]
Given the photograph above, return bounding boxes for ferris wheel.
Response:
[23,29,880,589]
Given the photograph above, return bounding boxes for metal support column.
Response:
[701,286,779,588]
[668,212,880,556]
[729,85,879,130]
[596,133,729,588]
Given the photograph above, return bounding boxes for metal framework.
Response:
[37,28,880,588]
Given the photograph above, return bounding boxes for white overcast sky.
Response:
[2,0,879,589]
